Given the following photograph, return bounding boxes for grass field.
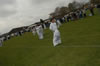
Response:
[0,9,100,66]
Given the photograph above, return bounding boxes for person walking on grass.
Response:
[89,4,95,16]
[49,18,61,47]
[31,26,36,36]
[36,24,44,40]
[56,19,62,28]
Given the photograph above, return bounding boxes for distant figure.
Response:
[19,31,22,36]
[66,14,71,22]
[56,19,62,28]
[36,24,44,40]
[73,12,77,20]
[0,38,2,47]
[1,37,4,42]
[89,4,95,16]
[45,20,50,28]
[59,18,63,23]
[79,10,83,18]
[7,35,10,40]
[32,26,36,36]
[97,4,100,14]
[76,10,80,19]
[11,33,15,37]
[82,8,87,17]
[15,32,19,36]
[40,19,46,29]
[70,12,73,21]
[43,23,47,29]
[20,30,24,35]
[62,17,66,23]
[50,18,61,47]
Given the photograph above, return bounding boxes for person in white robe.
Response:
[36,24,44,40]
[11,33,14,37]
[20,30,23,34]
[1,37,4,42]
[50,19,61,47]
[0,38,2,47]
[32,27,36,36]
[7,35,10,40]
[56,19,62,28]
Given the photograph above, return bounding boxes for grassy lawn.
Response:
[0,9,100,66]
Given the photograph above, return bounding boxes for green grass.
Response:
[0,9,100,66]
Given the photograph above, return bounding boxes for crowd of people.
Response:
[0,4,99,47]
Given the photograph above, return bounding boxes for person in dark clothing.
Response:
[89,4,95,16]
[73,12,77,20]
[40,19,46,29]
[66,13,72,22]
[82,8,87,17]
[3,36,7,41]
[7,35,11,40]
[97,4,100,14]
[59,18,63,23]
[19,31,22,36]
[66,14,70,22]
[40,19,45,29]
[45,21,50,28]
[62,17,66,23]
[79,10,83,18]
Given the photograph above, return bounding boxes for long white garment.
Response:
[56,20,62,28]
[53,30,61,46]
[0,37,4,42]
[0,38,2,47]
[50,23,58,32]
[36,25,44,40]
[50,23,61,46]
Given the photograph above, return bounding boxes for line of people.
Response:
[0,4,97,47]
[30,5,96,47]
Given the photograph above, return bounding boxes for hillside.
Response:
[0,9,100,66]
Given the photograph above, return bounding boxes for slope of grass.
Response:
[0,9,100,66]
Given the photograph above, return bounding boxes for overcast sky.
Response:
[0,0,90,35]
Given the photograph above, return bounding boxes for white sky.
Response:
[0,0,90,35]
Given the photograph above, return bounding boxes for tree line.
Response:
[50,0,100,18]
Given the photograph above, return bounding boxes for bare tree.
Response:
[91,0,100,4]
[68,1,84,11]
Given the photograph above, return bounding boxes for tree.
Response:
[50,6,70,18]
[59,7,69,16]
[68,1,83,11]
[91,0,100,4]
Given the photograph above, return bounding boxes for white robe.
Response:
[36,25,44,40]
[56,20,62,28]
[50,23,61,46]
